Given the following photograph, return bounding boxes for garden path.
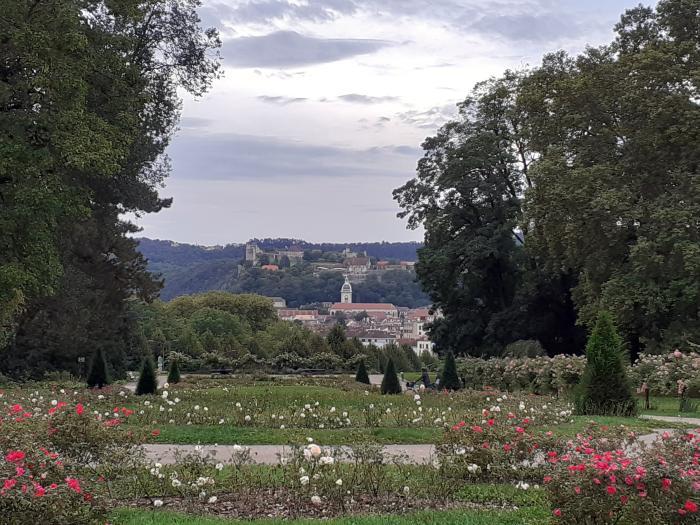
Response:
[143,443,435,465]
[640,414,700,426]
[143,428,675,466]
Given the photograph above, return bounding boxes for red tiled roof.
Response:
[330,303,396,310]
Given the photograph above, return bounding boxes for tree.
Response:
[574,311,636,416]
[521,0,700,354]
[167,358,181,384]
[394,74,583,357]
[327,324,347,356]
[440,352,461,391]
[86,347,110,389]
[279,255,291,269]
[136,354,158,396]
[1,0,220,360]
[381,358,402,394]
[355,359,370,384]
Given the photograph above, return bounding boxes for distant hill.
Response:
[136,238,427,306]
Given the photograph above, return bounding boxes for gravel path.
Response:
[144,443,436,465]
[640,414,700,426]
[143,429,678,466]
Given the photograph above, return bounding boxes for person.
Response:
[435,376,441,390]
[421,368,431,388]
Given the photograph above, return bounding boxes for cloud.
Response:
[338,93,400,104]
[223,30,393,68]
[202,0,355,25]
[257,95,308,105]
[469,13,584,42]
[396,103,459,130]
[168,132,417,181]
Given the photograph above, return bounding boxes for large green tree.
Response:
[394,74,583,356]
[522,0,700,354]
[1,0,220,373]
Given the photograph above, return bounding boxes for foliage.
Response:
[574,312,636,416]
[394,74,584,357]
[167,358,181,384]
[545,431,700,524]
[136,355,158,396]
[520,0,700,355]
[86,347,110,389]
[1,0,220,363]
[381,359,402,395]
[504,340,545,358]
[440,352,461,391]
[356,359,371,384]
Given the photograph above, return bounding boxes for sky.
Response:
[133,0,653,246]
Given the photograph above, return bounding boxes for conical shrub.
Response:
[574,311,636,416]
[355,359,370,384]
[167,358,181,384]
[136,354,158,396]
[440,351,461,391]
[380,358,401,395]
[86,347,110,388]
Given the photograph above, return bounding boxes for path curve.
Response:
[640,414,700,426]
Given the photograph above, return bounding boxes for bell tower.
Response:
[340,276,352,303]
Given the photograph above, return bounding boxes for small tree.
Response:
[381,358,402,395]
[167,358,181,384]
[355,359,370,384]
[136,354,158,396]
[86,347,110,388]
[574,311,636,416]
[440,351,461,391]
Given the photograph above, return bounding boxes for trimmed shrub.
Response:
[574,311,636,416]
[136,354,158,395]
[167,358,181,384]
[440,351,461,391]
[355,359,370,384]
[380,358,401,394]
[86,347,110,388]
[504,339,545,358]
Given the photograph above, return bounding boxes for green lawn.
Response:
[111,508,549,525]
[640,396,700,417]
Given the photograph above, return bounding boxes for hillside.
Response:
[136,238,428,306]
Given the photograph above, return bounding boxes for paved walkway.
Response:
[144,428,681,466]
[640,414,700,426]
[144,443,435,465]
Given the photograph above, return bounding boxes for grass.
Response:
[640,396,700,417]
[112,507,549,525]
[142,425,442,445]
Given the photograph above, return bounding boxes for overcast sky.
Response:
[133,0,653,245]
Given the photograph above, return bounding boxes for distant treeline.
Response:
[137,238,422,267]
[135,239,429,306]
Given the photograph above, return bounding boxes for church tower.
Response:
[340,276,352,303]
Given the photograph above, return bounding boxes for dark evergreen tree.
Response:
[355,359,370,384]
[574,311,636,416]
[381,358,402,395]
[86,347,110,388]
[167,358,181,384]
[136,354,158,396]
[440,351,461,391]
[327,324,347,356]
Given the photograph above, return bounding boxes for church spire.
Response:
[340,276,352,303]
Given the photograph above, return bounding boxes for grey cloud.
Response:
[396,103,459,130]
[257,95,308,105]
[223,30,392,68]
[469,13,583,42]
[168,132,416,181]
[203,0,355,25]
[338,93,400,104]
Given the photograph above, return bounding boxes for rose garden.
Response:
[1,311,698,525]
